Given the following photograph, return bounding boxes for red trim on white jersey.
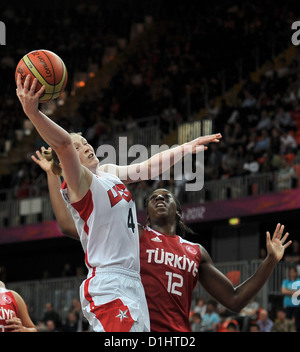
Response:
[71,189,94,268]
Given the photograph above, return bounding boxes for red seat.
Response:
[226,270,240,286]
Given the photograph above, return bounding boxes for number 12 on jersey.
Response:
[165,271,183,296]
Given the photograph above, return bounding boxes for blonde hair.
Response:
[42,132,83,176]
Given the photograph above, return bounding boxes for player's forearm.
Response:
[233,255,277,311]
[46,172,79,240]
[105,144,189,183]
[143,144,188,179]
[21,326,37,332]
[25,109,72,151]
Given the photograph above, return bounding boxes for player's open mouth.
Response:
[156,201,166,208]
[88,153,94,159]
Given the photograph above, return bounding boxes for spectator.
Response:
[253,128,270,153]
[193,296,207,318]
[284,240,300,265]
[241,90,257,108]
[246,131,258,153]
[62,311,79,332]
[190,312,204,332]
[41,302,62,331]
[276,157,295,191]
[35,321,47,332]
[271,309,296,332]
[69,298,89,332]
[235,297,260,332]
[256,110,272,131]
[201,300,220,332]
[204,143,223,181]
[226,321,239,332]
[46,319,58,332]
[243,152,260,175]
[221,146,238,177]
[249,323,261,332]
[256,309,274,332]
[274,108,296,131]
[281,266,300,331]
[280,129,297,155]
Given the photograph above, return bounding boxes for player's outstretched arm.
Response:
[97,133,222,183]
[16,74,90,201]
[198,223,291,313]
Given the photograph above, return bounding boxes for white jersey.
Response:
[60,171,150,332]
[60,171,140,271]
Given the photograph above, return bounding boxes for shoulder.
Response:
[9,290,23,304]
[190,243,212,264]
[139,225,156,238]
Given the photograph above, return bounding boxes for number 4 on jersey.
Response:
[127,208,135,233]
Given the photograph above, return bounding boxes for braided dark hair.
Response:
[145,189,196,238]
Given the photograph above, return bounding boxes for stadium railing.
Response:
[7,259,293,324]
[0,168,299,227]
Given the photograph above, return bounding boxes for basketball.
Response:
[15,49,68,103]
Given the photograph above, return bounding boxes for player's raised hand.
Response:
[31,147,53,173]
[16,74,45,116]
[184,133,222,153]
[266,223,292,263]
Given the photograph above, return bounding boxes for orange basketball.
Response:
[15,49,68,103]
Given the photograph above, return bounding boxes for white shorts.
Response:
[80,267,150,332]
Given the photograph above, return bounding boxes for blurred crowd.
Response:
[0,0,299,202]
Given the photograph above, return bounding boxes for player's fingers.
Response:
[24,74,31,91]
[31,155,38,163]
[36,150,43,159]
[35,85,45,99]
[200,133,222,145]
[281,232,289,244]
[283,240,292,249]
[277,224,285,239]
[16,73,22,88]
[266,231,271,244]
[30,78,38,94]
[272,223,281,239]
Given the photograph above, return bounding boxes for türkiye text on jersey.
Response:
[146,248,199,277]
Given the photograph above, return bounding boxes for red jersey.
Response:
[139,226,201,332]
[0,287,18,332]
